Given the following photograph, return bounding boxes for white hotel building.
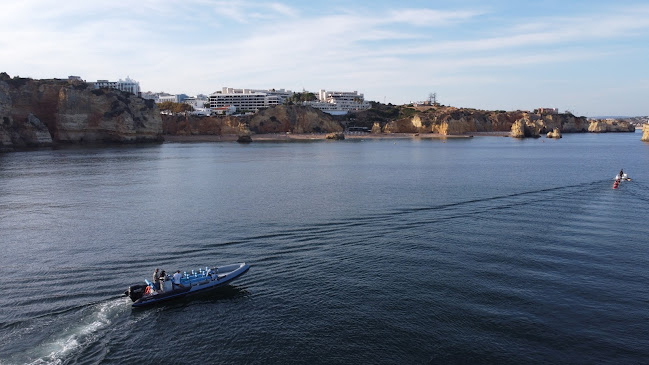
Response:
[304,89,371,115]
[209,87,292,112]
[93,77,140,95]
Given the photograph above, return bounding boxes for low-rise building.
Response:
[536,107,559,114]
[211,105,237,116]
[304,89,371,115]
[93,77,140,95]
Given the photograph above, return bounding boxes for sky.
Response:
[1,0,648,116]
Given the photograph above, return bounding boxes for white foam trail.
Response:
[5,298,129,365]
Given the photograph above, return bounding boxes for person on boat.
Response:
[158,270,166,292]
[172,270,184,290]
[619,169,624,178]
[153,268,160,290]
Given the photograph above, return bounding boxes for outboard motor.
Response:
[125,284,148,302]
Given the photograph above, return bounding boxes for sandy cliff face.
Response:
[163,115,248,135]
[639,124,649,142]
[509,113,591,137]
[248,105,342,134]
[587,119,635,133]
[349,106,595,137]
[353,107,525,135]
[0,73,162,151]
[162,105,343,136]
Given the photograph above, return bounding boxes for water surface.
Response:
[1,132,648,364]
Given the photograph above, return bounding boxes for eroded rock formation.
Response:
[248,105,342,134]
[587,119,635,133]
[0,73,162,151]
[511,117,541,138]
[547,128,562,138]
[642,124,649,142]
[325,132,345,140]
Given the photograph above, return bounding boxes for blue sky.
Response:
[1,0,648,116]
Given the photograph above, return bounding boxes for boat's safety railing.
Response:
[180,267,219,285]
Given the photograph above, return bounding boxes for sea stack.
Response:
[546,128,562,138]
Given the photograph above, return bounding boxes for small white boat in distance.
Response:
[125,263,250,307]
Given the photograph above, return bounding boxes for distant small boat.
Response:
[124,263,250,307]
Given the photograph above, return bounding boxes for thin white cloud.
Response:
[387,8,485,26]
[206,0,298,23]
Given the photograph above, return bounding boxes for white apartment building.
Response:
[183,95,209,109]
[209,87,291,112]
[93,77,140,95]
[304,89,371,115]
[156,94,181,103]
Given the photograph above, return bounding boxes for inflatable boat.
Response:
[125,263,250,307]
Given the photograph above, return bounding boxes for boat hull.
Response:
[130,263,250,307]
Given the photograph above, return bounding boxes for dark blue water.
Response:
[1,132,648,364]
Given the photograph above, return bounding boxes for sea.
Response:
[1,131,648,364]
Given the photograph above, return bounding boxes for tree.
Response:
[285,92,317,104]
[158,101,194,114]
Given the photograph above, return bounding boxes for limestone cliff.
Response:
[349,105,594,137]
[509,113,592,138]
[350,106,523,135]
[587,119,635,133]
[521,113,590,133]
[163,105,343,136]
[511,117,541,138]
[0,73,162,151]
[642,124,649,142]
[162,114,248,136]
[248,105,342,134]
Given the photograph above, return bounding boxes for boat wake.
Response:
[3,298,130,365]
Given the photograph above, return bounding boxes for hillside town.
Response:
[81,76,371,117]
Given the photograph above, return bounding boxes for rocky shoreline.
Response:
[1,73,162,152]
[1,72,643,152]
[163,132,479,143]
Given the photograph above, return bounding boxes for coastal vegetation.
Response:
[157,101,194,114]
[284,92,317,105]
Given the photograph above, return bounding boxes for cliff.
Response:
[349,105,522,134]
[0,73,162,151]
[642,124,649,142]
[348,105,590,137]
[248,105,342,134]
[163,105,343,136]
[587,119,635,133]
[162,114,249,136]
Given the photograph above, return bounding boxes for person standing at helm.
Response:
[158,270,166,292]
[152,268,160,290]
